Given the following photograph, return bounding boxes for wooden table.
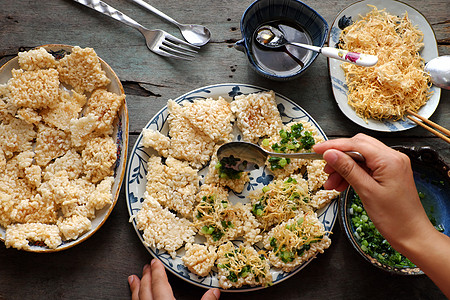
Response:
[0,0,448,299]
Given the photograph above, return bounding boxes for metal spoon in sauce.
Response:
[425,55,450,90]
[255,25,378,67]
[217,141,365,172]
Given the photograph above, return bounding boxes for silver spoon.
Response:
[255,25,378,67]
[131,0,211,46]
[425,55,450,90]
[217,141,365,172]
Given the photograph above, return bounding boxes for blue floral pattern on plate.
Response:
[327,0,440,132]
[125,83,337,291]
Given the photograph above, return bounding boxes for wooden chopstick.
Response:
[406,109,450,144]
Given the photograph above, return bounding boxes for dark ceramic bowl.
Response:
[339,146,450,275]
[235,0,328,80]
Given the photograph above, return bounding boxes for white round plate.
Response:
[328,0,440,132]
[0,44,129,252]
[126,83,338,291]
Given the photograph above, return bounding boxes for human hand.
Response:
[313,133,432,251]
[129,259,220,300]
[314,133,450,298]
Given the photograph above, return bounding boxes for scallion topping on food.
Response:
[216,155,246,179]
[268,213,324,263]
[264,123,316,170]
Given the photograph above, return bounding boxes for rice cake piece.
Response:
[43,149,83,181]
[141,128,170,157]
[0,83,9,117]
[230,90,282,143]
[0,97,9,122]
[85,89,125,135]
[9,68,60,109]
[69,88,124,146]
[24,165,42,188]
[82,136,117,183]
[0,83,9,99]
[69,113,99,147]
[0,190,14,227]
[61,203,95,220]
[193,184,261,246]
[87,176,114,210]
[249,174,311,230]
[41,89,87,131]
[265,157,308,180]
[12,150,34,170]
[261,121,324,179]
[37,170,74,206]
[0,169,33,200]
[135,194,196,259]
[37,171,94,219]
[0,83,17,122]
[195,183,229,203]
[0,170,57,225]
[167,100,215,168]
[34,123,71,166]
[306,160,329,192]
[3,151,34,180]
[16,108,42,125]
[57,46,110,94]
[180,97,234,143]
[0,117,36,158]
[0,148,5,173]
[310,189,340,209]
[235,203,263,246]
[5,223,62,250]
[263,212,331,272]
[60,178,96,219]
[182,243,217,277]
[146,155,199,219]
[57,214,91,241]
[18,47,57,71]
[217,242,272,289]
[11,193,58,225]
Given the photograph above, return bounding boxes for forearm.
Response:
[398,228,450,298]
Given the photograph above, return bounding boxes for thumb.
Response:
[201,288,220,300]
[128,275,141,300]
[323,149,374,189]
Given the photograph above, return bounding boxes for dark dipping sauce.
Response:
[251,21,313,77]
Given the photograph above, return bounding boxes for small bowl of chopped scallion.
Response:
[338,146,450,275]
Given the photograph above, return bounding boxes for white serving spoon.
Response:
[425,55,450,90]
[255,25,378,67]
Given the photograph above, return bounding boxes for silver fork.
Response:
[72,0,198,60]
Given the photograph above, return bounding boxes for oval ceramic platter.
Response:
[0,44,129,252]
[328,0,440,132]
[126,83,338,291]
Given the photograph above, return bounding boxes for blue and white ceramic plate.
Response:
[328,0,440,132]
[0,44,129,252]
[126,83,338,291]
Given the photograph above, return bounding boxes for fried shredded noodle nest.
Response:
[339,5,432,122]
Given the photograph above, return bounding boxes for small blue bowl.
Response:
[339,146,450,275]
[235,0,328,80]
